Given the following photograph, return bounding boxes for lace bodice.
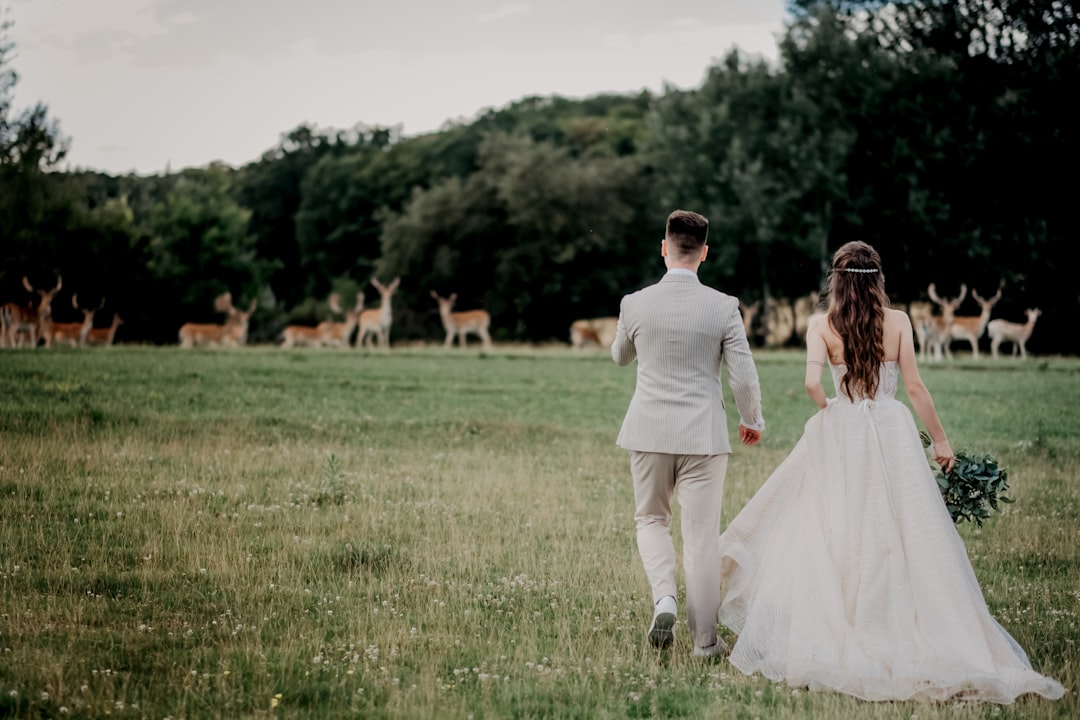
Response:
[829,361,899,403]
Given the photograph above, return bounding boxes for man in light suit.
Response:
[612,209,765,657]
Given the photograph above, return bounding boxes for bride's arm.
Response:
[894,311,956,472]
[805,315,829,409]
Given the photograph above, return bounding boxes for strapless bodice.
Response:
[829,361,899,403]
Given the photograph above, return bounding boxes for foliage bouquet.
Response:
[920,431,1013,526]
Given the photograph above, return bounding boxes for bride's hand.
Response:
[933,440,956,474]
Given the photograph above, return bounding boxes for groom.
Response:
[611,209,765,657]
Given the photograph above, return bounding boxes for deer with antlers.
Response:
[431,291,493,351]
[48,294,105,348]
[357,277,400,349]
[178,292,256,348]
[1,276,63,348]
[921,283,967,361]
[988,308,1042,359]
[86,313,124,347]
[946,284,1003,359]
[320,292,364,348]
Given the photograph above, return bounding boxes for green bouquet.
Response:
[920,431,1013,526]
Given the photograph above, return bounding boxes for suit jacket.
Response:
[612,272,763,455]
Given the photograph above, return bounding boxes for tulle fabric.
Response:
[717,362,1064,703]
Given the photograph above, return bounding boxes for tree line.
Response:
[2,1,1077,353]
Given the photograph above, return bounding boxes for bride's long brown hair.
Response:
[825,241,889,400]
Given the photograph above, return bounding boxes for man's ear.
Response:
[660,239,668,258]
[700,244,709,262]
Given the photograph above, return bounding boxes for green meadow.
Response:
[0,346,1076,719]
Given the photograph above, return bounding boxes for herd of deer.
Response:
[903,283,1042,360]
[178,277,495,351]
[1,274,1042,359]
[0,276,124,349]
[570,283,1042,361]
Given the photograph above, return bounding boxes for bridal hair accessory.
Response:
[841,267,879,274]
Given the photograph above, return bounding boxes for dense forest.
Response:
[2,1,1077,353]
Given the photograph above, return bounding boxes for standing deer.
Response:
[1,276,63,348]
[905,300,935,359]
[988,308,1041,359]
[320,292,363,348]
[922,283,967,361]
[48,294,105,347]
[86,314,124,346]
[357,277,400,349]
[947,285,1003,359]
[431,291,493,351]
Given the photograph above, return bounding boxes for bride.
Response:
[716,241,1064,703]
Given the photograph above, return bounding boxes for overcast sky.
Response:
[7,0,790,176]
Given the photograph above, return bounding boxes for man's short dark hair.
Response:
[665,209,709,257]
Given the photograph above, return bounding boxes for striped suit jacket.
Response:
[612,272,764,455]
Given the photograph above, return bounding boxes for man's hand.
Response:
[738,424,761,446]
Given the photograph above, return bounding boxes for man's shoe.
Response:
[647,596,677,649]
[692,638,729,658]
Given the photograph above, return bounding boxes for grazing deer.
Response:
[947,285,1003,359]
[922,283,967,361]
[280,323,323,349]
[320,292,363,348]
[48,294,105,347]
[179,292,256,348]
[86,314,124,346]
[988,308,1041,359]
[431,291,493,351]
[1,275,63,348]
[357,277,400,349]
[763,296,795,348]
[569,317,618,350]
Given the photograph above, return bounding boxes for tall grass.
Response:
[0,346,1076,719]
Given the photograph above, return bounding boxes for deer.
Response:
[86,313,124,346]
[738,300,761,340]
[793,292,820,344]
[48,294,105,347]
[922,283,967,361]
[281,298,329,349]
[905,300,935,359]
[280,323,323,349]
[179,292,256,348]
[1,275,63,348]
[947,284,1003,359]
[320,292,364,348]
[431,291,493,351]
[357,277,400,349]
[988,308,1041,359]
[569,317,618,350]
[762,296,795,348]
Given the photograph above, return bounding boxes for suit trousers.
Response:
[630,451,728,649]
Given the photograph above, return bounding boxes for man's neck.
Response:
[666,267,698,276]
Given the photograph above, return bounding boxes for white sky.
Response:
[6,0,790,176]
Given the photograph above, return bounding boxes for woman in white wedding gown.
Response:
[716,241,1064,703]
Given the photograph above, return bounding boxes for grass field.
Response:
[0,345,1076,719]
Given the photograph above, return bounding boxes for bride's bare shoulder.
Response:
[884,308,913,327]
